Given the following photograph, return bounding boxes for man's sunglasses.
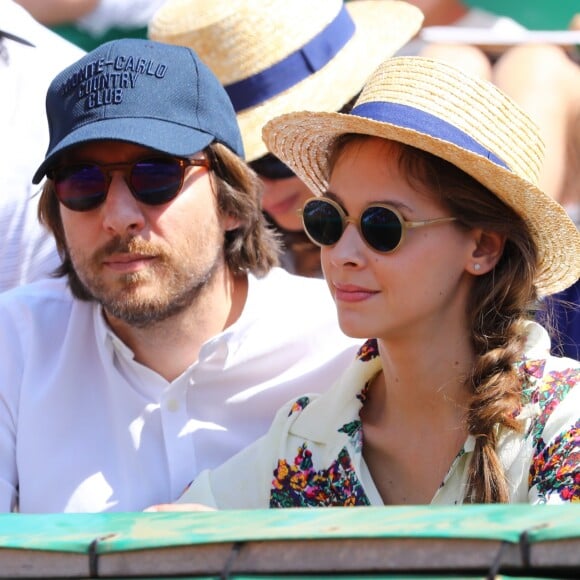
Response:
[49,156,209,212]
[249,153,295,180]
[301,197,457,253]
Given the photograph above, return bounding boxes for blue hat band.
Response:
[225,4,354,112]
[351,102,509,170]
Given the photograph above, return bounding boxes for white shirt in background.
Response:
[0,0,85,291]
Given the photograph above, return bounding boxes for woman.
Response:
[152,56,580,509]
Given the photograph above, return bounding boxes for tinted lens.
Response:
[360,206,403,252]
[53,158,186,211]
[250,153,295,180]
[302,199,343,246]
[130,158,184,205]
[54,165,107,212]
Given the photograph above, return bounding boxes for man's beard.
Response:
[69,235,222,328]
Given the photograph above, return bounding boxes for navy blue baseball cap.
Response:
[33,38,244,183]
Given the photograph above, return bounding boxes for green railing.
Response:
[1,504,579,578]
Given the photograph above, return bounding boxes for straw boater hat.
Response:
[148,0,424,161]
[262,56,580,297]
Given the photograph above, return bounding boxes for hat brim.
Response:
[234,1,423,161]
[263,110,580,297]
[32,117,215,183]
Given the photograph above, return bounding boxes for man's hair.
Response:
[38,142,280,300]
[208,142,281,275]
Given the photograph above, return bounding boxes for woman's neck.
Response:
[360,333,474,504]
[359,319,475,451]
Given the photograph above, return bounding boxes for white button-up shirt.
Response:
[0,268,361,512]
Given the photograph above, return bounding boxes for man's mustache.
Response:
[92,237,162,261]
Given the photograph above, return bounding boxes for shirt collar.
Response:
[522,320,552,357]
[289,345,381,442]
[90,273,256,370]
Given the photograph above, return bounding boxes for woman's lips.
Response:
[333,283,379,303]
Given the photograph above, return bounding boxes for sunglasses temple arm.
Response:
[406,217,457,229]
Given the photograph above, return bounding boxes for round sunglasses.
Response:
[49,156,209,212]
[301,197,457,253]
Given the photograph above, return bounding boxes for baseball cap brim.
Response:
[33,117,215,183]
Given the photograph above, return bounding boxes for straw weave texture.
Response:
[263,57,580,296]
[149,0,423,160]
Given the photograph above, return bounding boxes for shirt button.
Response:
[166,399,179,412]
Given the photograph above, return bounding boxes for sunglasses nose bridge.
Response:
[340,215,360,240]
[334,215,367,254]
[103,163,136,197]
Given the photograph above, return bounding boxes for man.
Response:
[0,0,84,291]
[0,38,360,513]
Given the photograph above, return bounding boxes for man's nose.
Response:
[100,172,146,235]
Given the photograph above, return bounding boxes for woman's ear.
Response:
[222,214,241,232]
[468,228,506,276]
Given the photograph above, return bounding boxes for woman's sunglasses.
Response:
[49,156,209,212]
[301,197,457,253]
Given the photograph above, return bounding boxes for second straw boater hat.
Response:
[262,56,580,297]
[148,0,424,161]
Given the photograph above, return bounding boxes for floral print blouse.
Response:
[178,322,579,508]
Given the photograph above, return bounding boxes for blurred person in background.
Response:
[149,0,424,277]
[15,0,165,50]
[0,0,84,291]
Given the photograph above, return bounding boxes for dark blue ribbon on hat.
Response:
[225,4,354,112]
[352,102,509,169]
